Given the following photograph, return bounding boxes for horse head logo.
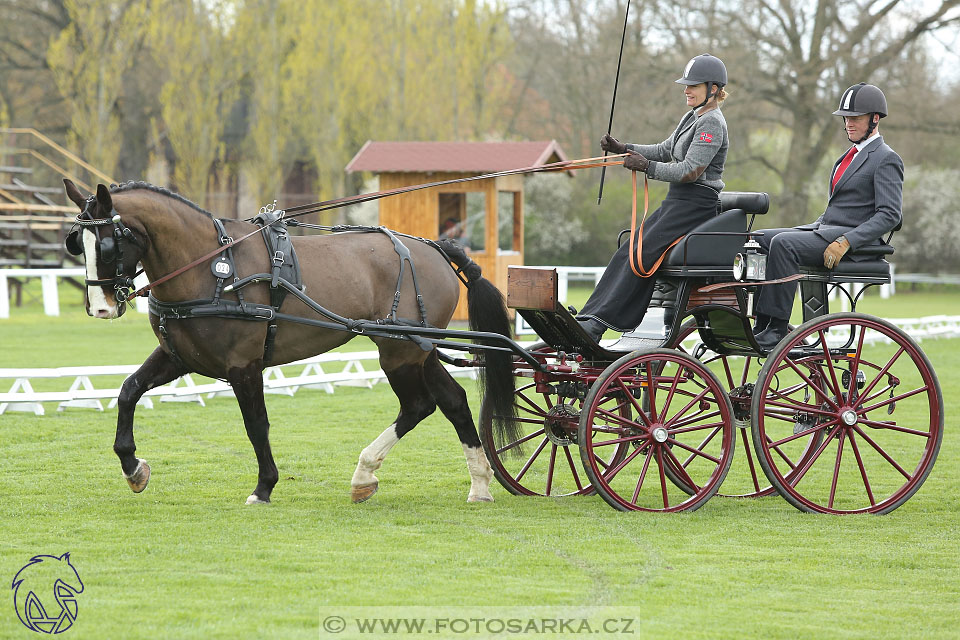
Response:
[11,553,84,634]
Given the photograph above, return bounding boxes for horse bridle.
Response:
[64,196,145,305]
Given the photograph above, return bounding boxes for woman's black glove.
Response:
[623,152,650,172]
[600,134,627,154]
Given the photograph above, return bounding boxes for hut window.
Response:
[437,192,485,251]
[498,191,519,252]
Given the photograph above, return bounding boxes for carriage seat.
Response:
[799,244,894,280]
[662,191,770,269]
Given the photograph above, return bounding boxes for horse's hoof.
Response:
[351,482,378,503]
[245,494,270,505]
[123,459,150,493]
[467,494,494,503]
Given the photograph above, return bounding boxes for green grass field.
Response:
[1,285,958,639]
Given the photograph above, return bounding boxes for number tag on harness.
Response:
[212,258,233,278]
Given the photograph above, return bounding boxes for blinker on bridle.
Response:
[64,195,144,303]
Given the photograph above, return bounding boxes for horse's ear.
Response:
[96,183,113,214]
[63,179,87,209]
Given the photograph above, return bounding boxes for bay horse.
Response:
[63,179,518,504]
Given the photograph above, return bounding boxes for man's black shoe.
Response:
[577,318,607,343]
[752,312,771,336]
[755,319,789,350]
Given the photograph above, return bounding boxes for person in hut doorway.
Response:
[752,83,904,350]
[577,53,729,342]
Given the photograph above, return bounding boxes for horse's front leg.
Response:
[115,347,186,492]
[228,363,279,504]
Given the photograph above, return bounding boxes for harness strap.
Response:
[628,171,685,278]
[379,226,429,326]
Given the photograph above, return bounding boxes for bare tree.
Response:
[718,0,960,224]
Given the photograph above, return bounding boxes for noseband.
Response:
[64,196,144,304]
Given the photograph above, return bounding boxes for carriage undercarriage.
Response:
[475,193,943,515]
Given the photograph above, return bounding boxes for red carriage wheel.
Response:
[479,344,627,496]
[578,349,734,512]
[669,319,822,498]
[751,312,943,514]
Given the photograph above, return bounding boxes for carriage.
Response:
[65,180,941,514]
[478,191,942,514]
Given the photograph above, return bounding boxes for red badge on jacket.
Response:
[699,132,713,143]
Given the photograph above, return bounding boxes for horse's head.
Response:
[63,180,146,318]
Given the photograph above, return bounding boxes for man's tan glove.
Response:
[823,236,850,269]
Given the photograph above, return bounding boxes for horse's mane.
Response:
[109,181,214,219]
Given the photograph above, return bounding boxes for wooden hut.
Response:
[345,140,569,319]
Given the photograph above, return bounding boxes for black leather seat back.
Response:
[665,208,747,267]
[720,191,769,215]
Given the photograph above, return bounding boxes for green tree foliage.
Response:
[46,0,148,177]
[147,0,240,205]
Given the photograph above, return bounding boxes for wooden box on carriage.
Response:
[507,266,558,311]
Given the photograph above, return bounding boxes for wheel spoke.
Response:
[846,325,868,404]
[680,426,721,468]
[857,418,931,438]
[514,389,545,415]
[662,387,711,430]
[670,410,720,433]
[615,377,648,421]
[666,445,702,491]
[848,431,876,506]
[656,447,670,509]
[667,436,721,465]
[828,430,846,509]
[721,357,735,389]
[819,332,843,403]
[562,445,584,491]
[762,398,836,417]
[601,442,646,483]
[514,437,549,482]
[740,357,752,387]
[782,357,841,411]
[740,427,762,492]
[631,448,654,503]
[860,385,930,414]
[595,405,647,431]
[783,425,840,489]
[496,428,545,455]
[768,420,838,448]
[658,363,685,421]
[851,425,913,480]
[592,433,646,448]
[545,445,557,495]
[670,419,726,435]
[856,346,905,407]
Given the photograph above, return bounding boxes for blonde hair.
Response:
[716,87,729,104]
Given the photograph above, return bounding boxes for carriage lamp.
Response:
[733,236,766,281]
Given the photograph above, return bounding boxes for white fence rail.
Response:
[0,268,149,318]
[0,349,482,416]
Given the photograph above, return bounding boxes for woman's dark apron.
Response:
[578,182,720,332]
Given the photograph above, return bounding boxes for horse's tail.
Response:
[436,240,520,451]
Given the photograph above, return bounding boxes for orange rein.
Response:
[627,170,683,278]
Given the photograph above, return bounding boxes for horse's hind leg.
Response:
[116,347,187,492]
[228,363,279,504]
[351,362,436,503]
[423,353,494,502]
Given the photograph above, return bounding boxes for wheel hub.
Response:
[841,409,858,426]
[544,403,579,446]
[651,426,669,443]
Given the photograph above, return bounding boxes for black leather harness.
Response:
[148,214,428,368]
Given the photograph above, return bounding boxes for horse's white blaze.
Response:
[462,444,494,502]
[83,229,117,318]
[351,424,400,488]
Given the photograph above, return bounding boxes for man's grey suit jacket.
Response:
[795,135,904,261]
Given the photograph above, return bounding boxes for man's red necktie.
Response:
[831,146,858,192]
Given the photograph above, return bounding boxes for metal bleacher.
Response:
[0,127,116,306]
